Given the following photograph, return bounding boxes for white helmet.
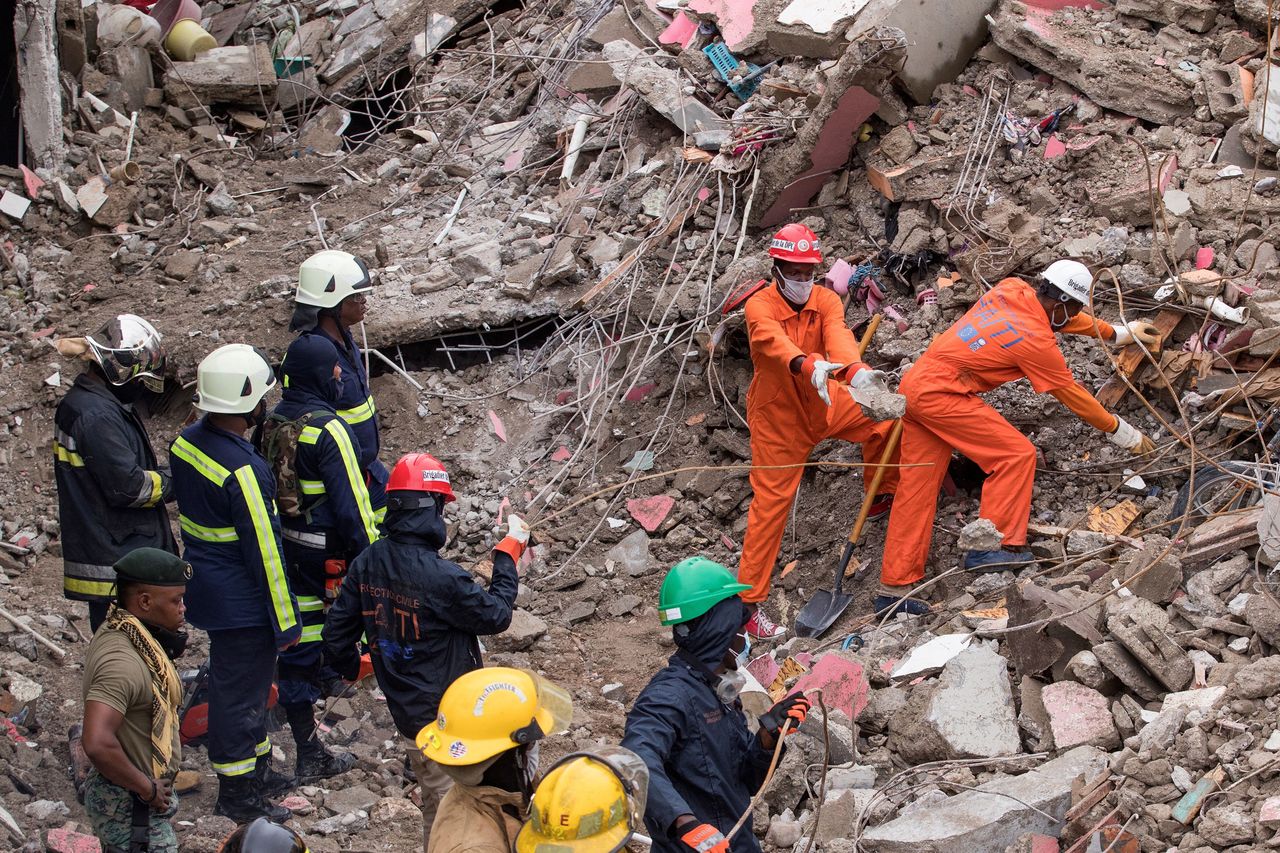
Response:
[194,344,277,414]
[296,250,372,308]
[86,314,166,393]
[1040,260,1093,304]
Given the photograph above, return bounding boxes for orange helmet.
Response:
[767,223,822,264]
[387,452,456,502]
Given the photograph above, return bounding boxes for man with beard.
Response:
[82,548,191,853]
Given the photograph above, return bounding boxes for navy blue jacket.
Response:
[322,499,519,738]
[622,598,773,853]
[300,327,387,509]
[170,418,301,647]
[273,334,379,562]
[53,372,175,601]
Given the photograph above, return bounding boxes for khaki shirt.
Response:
[82,630,181,776]
[427,784,524,853]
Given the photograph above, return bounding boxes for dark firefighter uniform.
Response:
[301,326,387,518]
[171,418,300,781]
[53,372,176,614]
[272,334,379,710]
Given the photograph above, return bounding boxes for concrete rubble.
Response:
[5,0,1280,848]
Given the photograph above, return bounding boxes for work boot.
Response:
[866,493,894,522]
[214,773,291,824]
[872,594,932,617]
[255,754,296,799]
[961,548,1034,573]
[743,606,786,640]
[296,740,356,783]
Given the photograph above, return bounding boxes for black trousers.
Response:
[207,626,276,778]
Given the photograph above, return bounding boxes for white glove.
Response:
[849,368,888,391]
[506,513,530,544]
[809,360,845,406]
[1112,320,1162,348]
[1108,416,1155,454]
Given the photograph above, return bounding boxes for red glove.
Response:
[759,692,810,738]
[681,823,729,853]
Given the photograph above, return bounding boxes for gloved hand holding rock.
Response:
[1112,320,1162,348]
[846,368,906,422]
[1109,416,1155,455]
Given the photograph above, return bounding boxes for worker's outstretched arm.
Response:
[71,412,169,509]
[622,689,695,839]
[317,419,380,552]
[322,560,363,681]
[1059,312,1114,340]
[816,291,864,374]
[229,464,301,650]
[1048,383,1118,432]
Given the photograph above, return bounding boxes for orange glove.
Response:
[680,823,729,853]
[759,691,811,737]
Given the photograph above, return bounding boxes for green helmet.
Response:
[658,557,750,626]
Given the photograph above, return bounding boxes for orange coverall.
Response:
[738,283,900,603]
[880,277,1118,588]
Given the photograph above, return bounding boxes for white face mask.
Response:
[778,271,814,304]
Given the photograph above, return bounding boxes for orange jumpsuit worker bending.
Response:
[738,223,900,640]
[878,260,1159,615]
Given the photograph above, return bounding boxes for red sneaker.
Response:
[867,493,894,521]
[744,607,787,640]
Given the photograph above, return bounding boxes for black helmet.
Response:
[219,818,308,853]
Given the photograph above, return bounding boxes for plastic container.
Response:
[150,0,202,35]
[165,18,216,60]
[97,4,162,48]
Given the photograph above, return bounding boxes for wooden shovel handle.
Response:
[848,419,903,545]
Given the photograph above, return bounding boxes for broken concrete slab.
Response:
[754,28,904,226]
[852,0,998,103]
[792,654,870,721]
[1114,0,1217,31]
[163,43,277,108]
[1092,640,1165,702]
[769,0,872,58]
[1107,610,1193,693]
[1040,681,1120,750]
[1117,536,1182,604]
[924,644,1022,760]
[989,3,1195,125]
[860,747,1109,852]
[602,40,727,148]
[866,152,963,202]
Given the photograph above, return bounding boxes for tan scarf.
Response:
[103,606,182,777]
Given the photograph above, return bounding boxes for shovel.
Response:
[795,315,901,638]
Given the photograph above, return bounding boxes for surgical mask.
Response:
[734,632,751,669]
[715,669,746,704]
[777,270,814,305]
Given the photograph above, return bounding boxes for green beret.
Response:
[113,548,192,586]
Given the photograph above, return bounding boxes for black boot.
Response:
[255,754,296,799]
[296,739,356,783]
[214,773,291,824]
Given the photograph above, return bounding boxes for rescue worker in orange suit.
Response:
[737,223,900,640]
[878,260,1159,615]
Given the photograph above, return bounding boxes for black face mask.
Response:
[248,403,267,430]
[143,622,189,660]
[331,377,345,401]
[111,381,145,405]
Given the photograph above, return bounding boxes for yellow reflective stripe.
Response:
[65,577,115,596]
[234,465,296,632]
[373,505,386,525]
[300,624,324,642]
[212,757,257,776]
[54,441,85,467]
[254,738,271,757]
[179,515,239,543]
[143,471,163,507]
[323,420,379,544]
[172,437,231,486]
[299,479,325,495]
[337,396,376,425]
[299,426,323,446]
[297,596,325,612]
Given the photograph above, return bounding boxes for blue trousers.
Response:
[207,625,276,777]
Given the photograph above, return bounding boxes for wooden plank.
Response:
[1087,499,1142,535]
[1096,309,1184,408]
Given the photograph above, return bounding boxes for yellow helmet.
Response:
[417,668,573,767]
[516,747,649,853]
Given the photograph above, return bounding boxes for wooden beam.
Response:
[1096,309,1184,408]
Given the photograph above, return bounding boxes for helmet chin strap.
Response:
[1049,301,1071,329]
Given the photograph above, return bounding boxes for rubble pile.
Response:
[4,0,1280,848]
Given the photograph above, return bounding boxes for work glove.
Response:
[1112,320,1162,348]
[758,691,811,738]
[680,823,729,853]
[848,367,888,391]
[1109,416,1156,455]
[506,513,530,545]
[808,360,846,406]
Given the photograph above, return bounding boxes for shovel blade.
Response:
[793,588,854,638]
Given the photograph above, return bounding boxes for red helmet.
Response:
[387,452,456,502]
[766,223,822,264]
